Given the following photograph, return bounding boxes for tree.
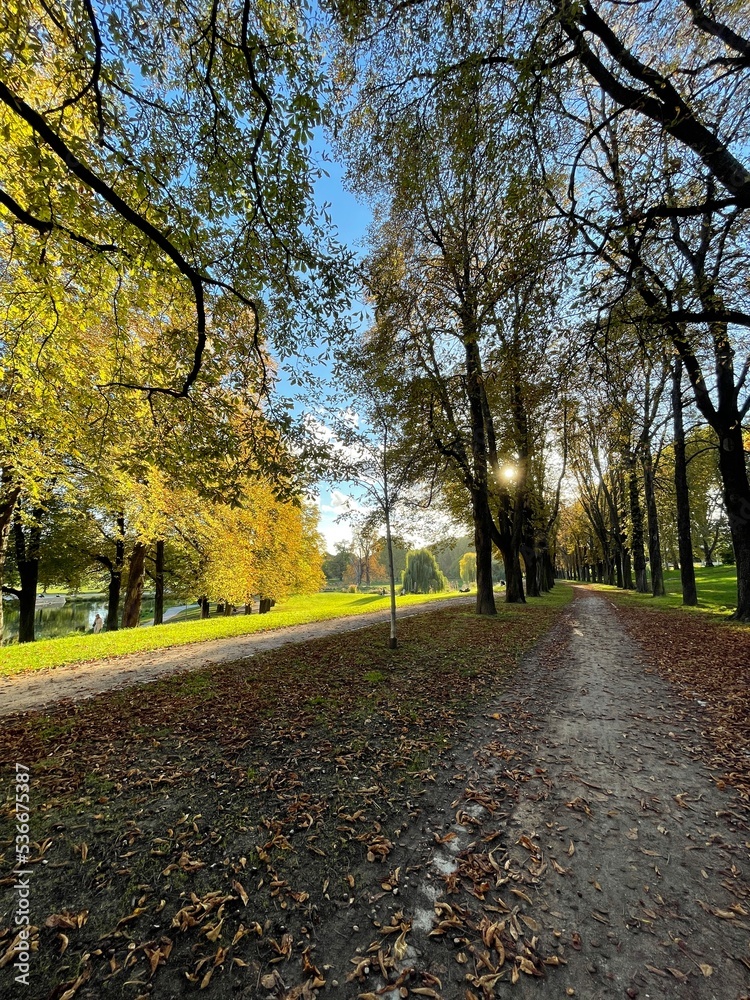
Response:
[401,549,448,595]
[323,543,353,583]
[1,0,349,400]
[459,552,477,587]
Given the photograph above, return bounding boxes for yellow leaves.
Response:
[115,906,148,929]
[200,478,324,606]
[0,927,38,969]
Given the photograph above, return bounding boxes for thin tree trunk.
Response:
[672,358,698,605]
[154,539,165,625]
[521,539,540,597]
[384,490,398,650]
[623,551,633,590]
[121,541,147,629]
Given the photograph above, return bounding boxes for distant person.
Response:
[93,613,104,633]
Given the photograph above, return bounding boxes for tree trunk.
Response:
[702,540,714,567]
[13,512,42,644]
[628,462,649,593]
[623,551,633,590]
[154,539,165,625]
[521,539,540,597]
[121,541,147,628]
[384,492,398,649]
[106,514,126,631]
[0,483,20,639]
[259,598,272,614]
[717,423,750,619]
[640,446,666,596]
[473,492,497,616]
[500,541,525,603]
[671,358,698,605]
[200,595,210,618]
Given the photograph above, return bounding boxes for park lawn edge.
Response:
[581,574,749,627]
[0,589,478,676]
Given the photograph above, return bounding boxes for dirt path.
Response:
[0,596,473,717]
[339,587,750,998]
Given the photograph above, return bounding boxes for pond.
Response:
[1,595,197,645]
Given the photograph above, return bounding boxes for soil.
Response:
[0,587,748,1000]
[0,597,473,718]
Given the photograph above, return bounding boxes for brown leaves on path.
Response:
[610,601,750,804]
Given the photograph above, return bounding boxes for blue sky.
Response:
[310,145,373,551]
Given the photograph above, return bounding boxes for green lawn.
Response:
[0,589,474,675]
[588,564,740,617]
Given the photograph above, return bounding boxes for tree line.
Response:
[325,0,750,618]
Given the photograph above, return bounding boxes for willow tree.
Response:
[401,549,448,595]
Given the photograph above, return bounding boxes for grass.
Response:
[586,564,741,618]
[0,588,475,675]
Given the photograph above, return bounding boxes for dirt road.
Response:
[382,589,750,998]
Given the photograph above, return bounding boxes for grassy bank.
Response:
[587,564,740,618]
[0,589,475,675]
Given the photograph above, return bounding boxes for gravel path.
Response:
[0,596,473,717]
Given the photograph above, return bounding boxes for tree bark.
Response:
[384,484,398,649]
[472,491,497,615]
[106,514,126,631]
[672,357,698,605]
[13,512,42,644]
[622,550,633,590]
[716,423,750,618]
[628,461,649,592]
[200,595,210,618]
[520,540,540,597]
[0,481,20,639]
[121,541,147,628]
[640,445,666,596]
[154,539,165,625]
[464,327,497,616]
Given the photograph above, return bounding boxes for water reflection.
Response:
[1,596,194,645]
